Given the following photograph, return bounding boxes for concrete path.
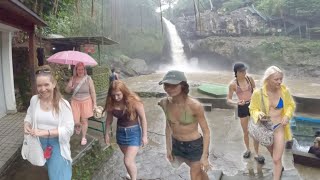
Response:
[0,111,98,180]
[0,113,25,176]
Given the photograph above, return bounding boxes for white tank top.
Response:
[37,104,59,130]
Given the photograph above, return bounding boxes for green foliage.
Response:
[43,11,74,36]
[91,65,110,94]
[244,37,320,68]
[15,76,32,111]
[22,0,164,63]
[117,29,164,59]
[72,141,113,180]
[172,0,194,17]
[222,0,246,12]
[255,0,320,19]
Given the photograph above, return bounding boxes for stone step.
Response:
[202,103,212,112]
[71,134,97,164]
[196,97,234,110]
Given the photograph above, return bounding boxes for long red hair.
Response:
[104,80,141,121]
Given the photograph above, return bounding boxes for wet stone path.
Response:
[92,98,306,179]
[93,69,320,179]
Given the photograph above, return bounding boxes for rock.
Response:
[173,7,269,39]
[126,58,149,75]
[108,55,152,77]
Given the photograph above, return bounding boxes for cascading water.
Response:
[161,18,199,72]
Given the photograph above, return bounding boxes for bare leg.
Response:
[272,127,285,180]
[187,161,209,180]
[267,144,274,156]
[240,116,250,151]
[81,118,88,139]
[253,139,259,155]
[120,146,139,180]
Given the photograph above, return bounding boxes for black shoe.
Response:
[243,150,251,158]
[254,155,265,164]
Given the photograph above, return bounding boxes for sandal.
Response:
[243,150,251,158]
[254,155,265,164]
[75,124,81,135]
[81,138,87,146]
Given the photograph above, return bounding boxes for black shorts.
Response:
[238,103,250,118]
[172,136,203,162]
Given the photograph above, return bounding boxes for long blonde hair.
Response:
[35,65,63,114]
[262,66,283,85]
[104,80,141,121]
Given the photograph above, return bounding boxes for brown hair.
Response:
[104,80,141,121]
[35,65,63,114]
[180,81,189,95]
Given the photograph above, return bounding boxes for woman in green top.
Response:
[158,70,211,180]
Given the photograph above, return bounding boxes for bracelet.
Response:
[48,130,50,137]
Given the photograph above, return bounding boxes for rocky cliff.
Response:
[171,8,320,77]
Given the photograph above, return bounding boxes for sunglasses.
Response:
[35,69,51,74]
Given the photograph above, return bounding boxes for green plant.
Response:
[72,141,114,180]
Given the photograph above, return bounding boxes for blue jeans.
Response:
[39,137,72,180]
[116,124,141,146]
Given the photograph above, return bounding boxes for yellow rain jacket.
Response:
[249,84,296,141]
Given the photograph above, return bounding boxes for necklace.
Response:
[41,101,52,110]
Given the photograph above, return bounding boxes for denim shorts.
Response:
[116,124,141,146]
[172,136,203,162]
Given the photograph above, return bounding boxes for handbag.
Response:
[93,106,106,119]
[21,135,46,166]
[21,111,46,166]
[248,89,279,147]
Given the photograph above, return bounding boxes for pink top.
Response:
[235,77,253,102]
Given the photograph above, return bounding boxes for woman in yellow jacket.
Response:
[249,66,295,180]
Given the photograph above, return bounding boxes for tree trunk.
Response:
[193,0,199,31]
[101,0,104,34]
[208,0,213,11]
[39,0,43,18]
[159,0,163,34]
[53,0,59,15]
[140,4,143,33]
[76,0,80,15]
[91,0,94,17]
[33,0,38,13]
[198,0,201,33]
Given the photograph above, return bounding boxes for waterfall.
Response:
[161,18,199,72]
[163,18,188,65]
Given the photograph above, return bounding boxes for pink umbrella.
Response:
[47,50,98,66]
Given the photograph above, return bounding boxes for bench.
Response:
[88,116,113,136]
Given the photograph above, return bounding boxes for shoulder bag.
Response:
[248,89,280,147]
[72,75,88,97]
[21,108,46,166]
